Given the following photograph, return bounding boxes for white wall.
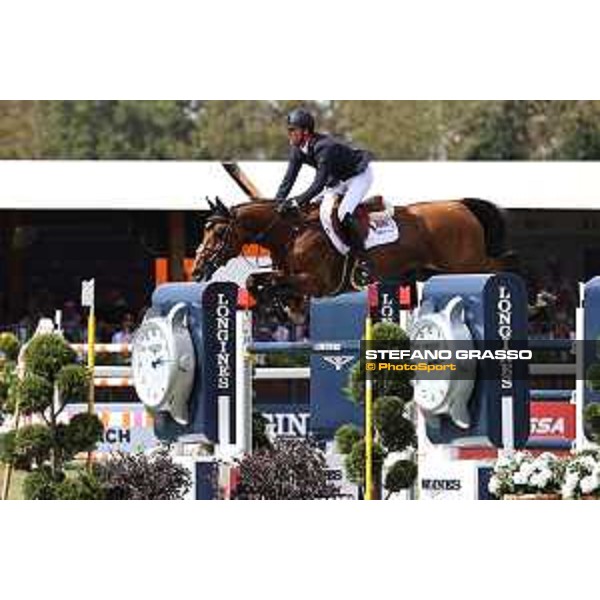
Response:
[1,160,600,210]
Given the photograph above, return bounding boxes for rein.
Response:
[202,205,303,275]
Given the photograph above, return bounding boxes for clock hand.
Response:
[151,357,177,368]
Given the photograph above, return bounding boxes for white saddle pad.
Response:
[319,195,399,255]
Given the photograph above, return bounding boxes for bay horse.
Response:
[192,195,516,318]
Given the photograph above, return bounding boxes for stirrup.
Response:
[351,256,374,288]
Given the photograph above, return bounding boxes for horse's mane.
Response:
[240,198,277,207]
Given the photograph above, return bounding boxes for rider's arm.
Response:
[292,146,332,205]
[275,148,303,200]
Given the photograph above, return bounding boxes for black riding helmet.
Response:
[287,108,315,132]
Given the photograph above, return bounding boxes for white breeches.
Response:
[325,165,374,220]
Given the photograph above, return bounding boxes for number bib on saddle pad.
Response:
[318,194,399,255]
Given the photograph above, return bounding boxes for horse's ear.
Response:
[206,197,216,212]
[215,196,231,217]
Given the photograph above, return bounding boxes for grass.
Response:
[0,463,27,500]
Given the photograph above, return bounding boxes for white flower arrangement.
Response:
[488,451,564,498]
[561,450,600,499]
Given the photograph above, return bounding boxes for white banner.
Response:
[418,458,477,500]
[81,278,95,308]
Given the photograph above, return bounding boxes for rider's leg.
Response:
[337,166,374,253]
[338,165,374,219]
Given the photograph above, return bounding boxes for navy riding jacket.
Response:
[275,133,373,205]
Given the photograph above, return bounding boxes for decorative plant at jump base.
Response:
[0,332,104,499]
[488,449,600,500]
[335,321,418,499]
[93,448,192,500]
[0,332,20,425]
[252,410,273,452]
[560,450,600,499]
[488,451,565,499]
[234,437,340,500]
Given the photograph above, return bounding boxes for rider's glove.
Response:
[276,197,300,215]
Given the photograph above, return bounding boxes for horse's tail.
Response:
[461,198,508,258]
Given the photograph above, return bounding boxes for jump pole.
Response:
[364,312,374,500]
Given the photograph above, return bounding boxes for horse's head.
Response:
[192,197,245,281]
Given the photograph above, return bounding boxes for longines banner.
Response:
[202,282,239,445]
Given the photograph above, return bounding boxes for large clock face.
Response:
[411,317,451,413]
[132,321,173,409]
[414,378,451,412]
[411,320,446,342]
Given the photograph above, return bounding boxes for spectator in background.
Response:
[112,312,135,344]
[272,323,290,342]
[61,300,84,342]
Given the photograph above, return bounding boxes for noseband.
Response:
[195,215,235,280]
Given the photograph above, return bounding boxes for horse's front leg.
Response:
[245,270,304,324]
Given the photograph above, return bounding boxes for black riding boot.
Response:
[340,214,374,276]
[341,214,366,252]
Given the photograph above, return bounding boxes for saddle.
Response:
[305,194,395,245]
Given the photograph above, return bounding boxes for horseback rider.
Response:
[275,108,374,259]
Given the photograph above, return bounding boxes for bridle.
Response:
[194,201,302,281]
[194,215,237,281]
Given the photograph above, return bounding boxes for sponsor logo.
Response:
[530,417,566,436]
[215,292,233,390]
[497,285,514,390]
[421,478,462,492]
[263,412,310,437]
[378,291,398,322]
[497,285,513,342]
[322,355,355,371]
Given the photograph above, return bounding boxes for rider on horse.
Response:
[276,108,374,261]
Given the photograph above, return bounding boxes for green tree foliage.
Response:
[1,333,102,497]
[40,100,196,159]
[462,101,534,159]
[373,396,417,451]
[22,466,59,500]
[457,100,600,160]
[344,439,386,487]
[191,100,334,159]
[54,468,105,500]
[384,460,418,497]
[0,332,20,362]
[0,333,20,420]
[24,333,77,380]
[62,413,105,455]
[584,398,600,443]
[17,373,54,415]
[0,101,43,158]
[0,425,53,470]
[334,100,440,159]
[555,101,600,159]
[57,364,91,403]
[5,99,600,160]
[192,100,286,159]
[334,423,362,455]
